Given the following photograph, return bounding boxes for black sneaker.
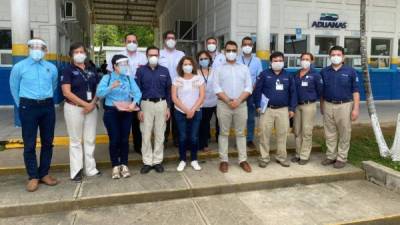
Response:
[72,170,83,183]
[153,164,164,173]
[140,165,153,174]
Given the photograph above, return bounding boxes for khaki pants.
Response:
[140,100,168,166]
[294,103,317,160]
[64,102,99,179]
[216,100,248,163]
[259,107,289,163]
[323,101,353,162]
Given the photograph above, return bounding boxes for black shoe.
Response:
[72,170,83,183]
[291,157,300,163]
[247,141,256,149]
[93,171,102,177]
[140,165,153,174]
[153,164,164,173]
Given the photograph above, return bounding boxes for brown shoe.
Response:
[333,160,346,169]
[239,161,252,173]
[246,141,256,149]
[26,179,39,192]
[219,162,229,173]
[40,175,58,186]
[321,158,336,166]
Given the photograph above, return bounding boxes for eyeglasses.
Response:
[226,49,237,53]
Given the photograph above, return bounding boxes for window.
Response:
[253,34,277,53]
[0,30,12,50]
[284,35,308,54]
[371,38,391,56]
[315,37,337,54]
[344,38,361,55]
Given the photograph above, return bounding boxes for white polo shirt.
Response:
[159,48,185,82]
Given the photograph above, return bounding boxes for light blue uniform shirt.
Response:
[9,57,58,107]
[237,54,263,86]
[96,72,142,107]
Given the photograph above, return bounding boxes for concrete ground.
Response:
[1,100,399,141]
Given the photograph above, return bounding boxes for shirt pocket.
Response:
[339,75,351,87]
[158,76,168,89]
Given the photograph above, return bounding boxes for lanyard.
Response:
[242,56,253,67]
[200,68,209,84]
[76,67,92,91]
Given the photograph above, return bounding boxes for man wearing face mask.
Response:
[213,41,253,173]
[159,31,185,147]
[136,46,172,174]
[237,36,263,149]
[205,37,226,69]
[9,39,58,192]
[320,46,360,169]
[254,51,297,168]
[107,33,147,155]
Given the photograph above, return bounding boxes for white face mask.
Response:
[166,39,176,49]
[182,65,193,74]
[207,44,217,52]
[300,60,311,69]
[271,61,284,71]
[242,46,253,55]
[126,43,138,52]
[330,55,343,65]
[148,56,158,65]
[226,52,237,61]
[73,53,86,64]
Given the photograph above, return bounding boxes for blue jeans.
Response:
[247,95,256,142]
[174,110,202,161]
[103,106,133,167]
[19,98,55,180]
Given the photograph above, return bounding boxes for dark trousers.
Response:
[165,106,178,144]
[103,106,132,167]
[19,98,55,180]
[199,106,219,149]
[175,110,202,161]
[131,111,142,152]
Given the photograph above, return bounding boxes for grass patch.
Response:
[313,124,400,172]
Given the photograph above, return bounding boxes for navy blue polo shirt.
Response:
[320,65,359,102]
[61,64,99,102]
[295,69,323,103]
[136,64,172,107]
[254,69,297,112]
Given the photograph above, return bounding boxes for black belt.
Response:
[326,99,352,104]
[20,97,53,105]
[142,98,165,103]
[268,105,285,109]
[299,100,316,105]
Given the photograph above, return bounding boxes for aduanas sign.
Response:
[310,13,347,29]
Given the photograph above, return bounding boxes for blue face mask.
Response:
[30,49,45,61]
[119,66,129,75]
[199,59,210,68]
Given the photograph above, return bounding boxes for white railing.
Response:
[0,50,12,67]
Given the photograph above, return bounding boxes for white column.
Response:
[11,0,30,58]
[256,0,271,62]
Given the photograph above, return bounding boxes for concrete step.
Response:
[2,179,400,225]
[0,152,363,218]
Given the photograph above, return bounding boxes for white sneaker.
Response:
[111,166,121,179]
[191,160,202,171]
[120,165,131,178]
[177,161,186,172]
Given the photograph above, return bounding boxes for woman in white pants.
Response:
[61,42,100,182]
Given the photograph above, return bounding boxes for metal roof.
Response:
[91,0,158,26]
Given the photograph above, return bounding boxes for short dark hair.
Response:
[225,40,238,49]
[69,42,87,57]
[177,56,198,77]
[163,30,177,40]
[329,45,345,55]
[146,46,160,56]
[270,51,284,61]
[241,36,253,45]
[206,37,217,43]
[300,52,314,61]
[196,50,213,66]
[111,54,128,71]
[124,33,137,41]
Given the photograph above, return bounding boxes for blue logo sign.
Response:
[312,13,347,29]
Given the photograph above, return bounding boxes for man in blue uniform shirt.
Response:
[254,51,297,168]
[320,45,360,169]
[9,39,59,192]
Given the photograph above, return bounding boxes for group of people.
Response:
[9,31,360,192]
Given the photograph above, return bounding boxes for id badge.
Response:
[276,84,284,91]
[87,91,93,101]
[301,81,308,87]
